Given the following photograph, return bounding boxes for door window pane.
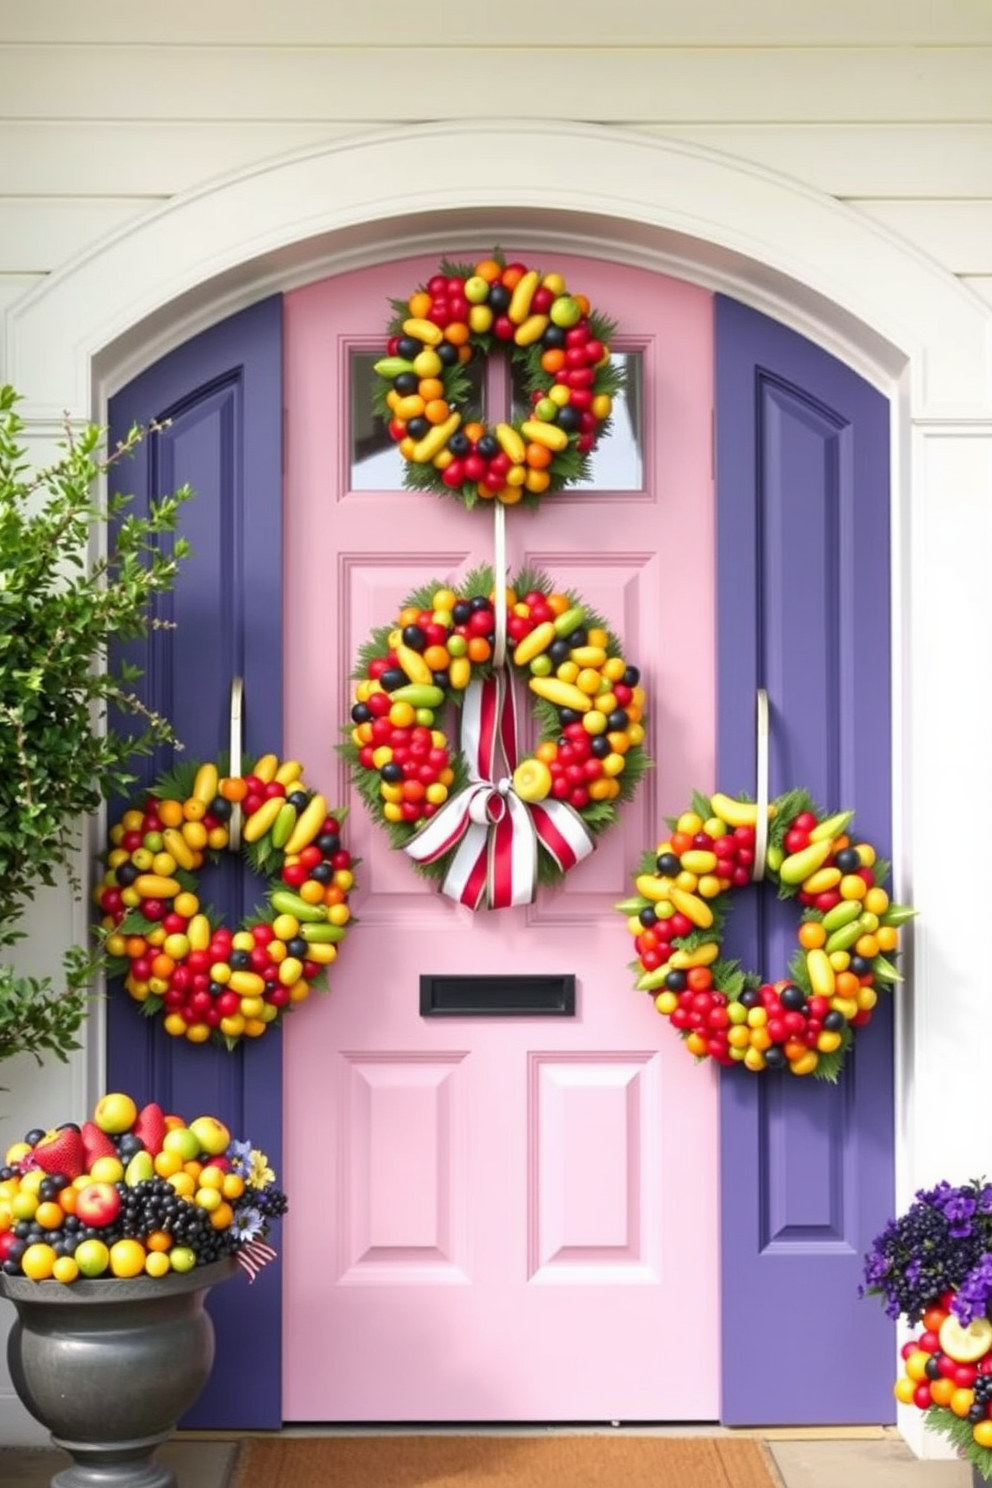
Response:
[350,348,642,492]
[350,351,485,491]
[510,350,644,491]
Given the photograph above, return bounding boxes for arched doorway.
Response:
[4,121,989,1454]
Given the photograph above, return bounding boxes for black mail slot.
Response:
[420,974,576,1017]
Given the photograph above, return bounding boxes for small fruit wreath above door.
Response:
[373,253,625,509]
[343,567,648,909]
[96,756,356,1048]
[617,789,915,1080]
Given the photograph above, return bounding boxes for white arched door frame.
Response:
[6,119,991,1455]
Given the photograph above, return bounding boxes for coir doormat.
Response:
[231,1432,780,1488]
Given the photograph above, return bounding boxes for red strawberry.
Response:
[31,1125,85,1180]
[80,1120,118,1170]
[132,1102,167,1157]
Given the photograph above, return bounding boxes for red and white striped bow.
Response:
[235,1239,278,1284]
[404,673,595,910]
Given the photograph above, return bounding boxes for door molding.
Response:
[4,118,991,1457]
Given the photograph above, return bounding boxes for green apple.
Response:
[168,1246,198,1274]
[162,1126,201,1161]
[188,1115,231,1157]
[549,295,582,328]
[75,1238,111,1278]
[464,275,491,305]
[534,398,559,423]
[92,1092,138,1135]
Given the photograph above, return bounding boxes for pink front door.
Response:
[280,254,718,1420]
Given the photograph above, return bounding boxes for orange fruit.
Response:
[209,1201,235,1230]
[182,796,207,822]
[951,1387,976,1417]
[525,442,552,470]
[34,1201,66,1231]
[798,921,826,951]
[443,322,470,346]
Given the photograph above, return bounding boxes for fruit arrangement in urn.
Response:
[0,1091,286,1284]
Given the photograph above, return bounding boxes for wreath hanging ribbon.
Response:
[404,670,596,909]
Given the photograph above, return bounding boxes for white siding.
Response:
[4,0,992,46]
[0,10,989,291]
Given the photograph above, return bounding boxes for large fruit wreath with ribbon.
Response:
[373,252,625,510]
[343,567,648,910]
[96,756,356,1048]
[617,788,915,1080]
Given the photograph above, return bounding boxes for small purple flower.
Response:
[226,1139,254,1177]
[940,1191,977,1238]
[954,1254,992,1326]
[230,1207,264,1244]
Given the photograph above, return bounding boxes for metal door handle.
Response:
[753,687,769,881]
[229,676,244,851]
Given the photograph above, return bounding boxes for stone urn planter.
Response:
[0,1256,237,1488]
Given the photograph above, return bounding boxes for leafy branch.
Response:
[0,385,193,1063]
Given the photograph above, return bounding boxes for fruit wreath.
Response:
[343,566,648,910]
[617,788,915,1080]
[96,756,356,1049]
[373,252,625,510]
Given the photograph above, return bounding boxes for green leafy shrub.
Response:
[0,384,191,1064]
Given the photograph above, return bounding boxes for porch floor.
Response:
[0,1427,977,1487]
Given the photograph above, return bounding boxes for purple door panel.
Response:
[715,296,895,1425]
[107,296,283,1427]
